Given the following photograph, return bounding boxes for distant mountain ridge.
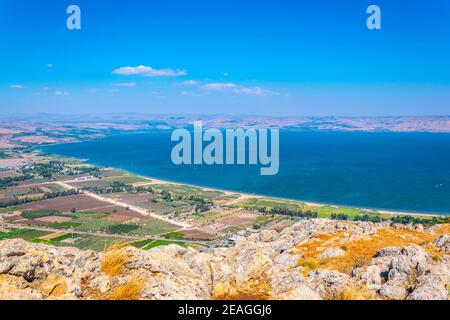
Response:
[0,114,449,132]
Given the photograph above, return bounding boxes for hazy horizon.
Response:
[1,0,449,116]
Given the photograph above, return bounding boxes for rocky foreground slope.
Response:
[0,219,449,300]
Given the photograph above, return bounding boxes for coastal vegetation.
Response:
[238,198,449,226]
[80,181,134,194]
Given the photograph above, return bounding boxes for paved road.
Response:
[54,180,193,229]
[1,178,226,247]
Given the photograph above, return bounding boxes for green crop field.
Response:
[161,231,185,239]
[143,240,185,250]
[131,238,154,249]
[145,202,176,214]
[235,197,305,211]
[131,218,178,235]
[104,175,150,184]
[312,205,380,219]
[47,212,121,232]
[50,233,78,242]
[253,214,278,229]
[151,184,224,200]
[0,206,20,213]
[107,224,140,234]
[72,235,127,251]
[235,197,385,220]
[0,228,52,241]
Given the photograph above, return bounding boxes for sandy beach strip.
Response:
[100,167,448,218]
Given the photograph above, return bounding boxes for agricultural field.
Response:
[142,240,185,250]
[213,194,241,205]
[71,235,128,251]
[308,205,384,219]
[1,183,65,200]
[0,171,20,179]
[83,205,144,218]
[150,184,225,201]
[113,193,157,203]
[234,196,385,220]
[19,194,110,212]
[67,179,111,188]
[103,174,151,185]
[0,228,52,241]
[178,228,217,240]
[17,194,143,217]
[137,201,176,214]
[129,218,178,235]
[189,207,282,234]
[98,168,129,177]
[235,197,305,211]
[6,206,174,235]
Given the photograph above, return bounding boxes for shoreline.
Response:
[39,147,449,219]
[82,162,448,219]
[137,174,446,218]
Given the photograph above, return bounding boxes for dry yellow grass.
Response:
[422,242,445,262]
[101,243,131,277]
[296,258,320,273]
[293,224,450,274]
[107,275,145,300]
[326,284,374,300]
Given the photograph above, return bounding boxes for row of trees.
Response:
[330,213,350,221]
[246,205,448,226]
[0,175,33,189]
[74,166,101,177]
[19,160,102,179]
[82,181,133,194]
[338,213,448,226]
[150,188,213,213]
[20,160,66,179]
[245,206,319,219]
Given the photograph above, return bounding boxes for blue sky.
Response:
[0,0,449,116]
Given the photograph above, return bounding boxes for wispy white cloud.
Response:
[233,86,278,96]
[202,82,278,96]
[54,91,70,96]
[9,84,24,89]
[112,65,187,77]
[202,83,237,91]
[113,82,136,87]
[176,80,200,86]
[46,64,53,68]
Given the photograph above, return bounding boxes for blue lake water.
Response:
[41,131,450,215]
